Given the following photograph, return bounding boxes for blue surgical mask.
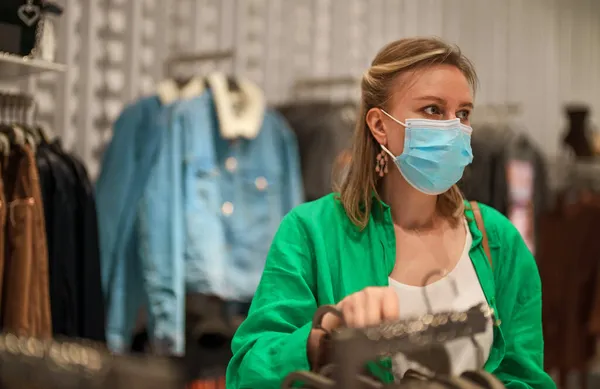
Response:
[379,109,474,195]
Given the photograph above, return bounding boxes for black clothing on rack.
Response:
[36,139,105,341]
[563,105,594,158]
[278,102,355,201]
[459,125,548,254]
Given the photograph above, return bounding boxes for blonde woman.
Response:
[226,37,554,389]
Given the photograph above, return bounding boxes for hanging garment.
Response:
[0,168,5,310]
[36,139,105,341]
[277,102,355,201]
[98,73,303,355]
[563,105,594,158]
[493,135,548,220]
[96,95,179,353]
[97,81,208,355]
[537,192,600,387]
[460,128,548,254]
[459,124,506,207]
[494,135,548,254]
[2,144,52,339]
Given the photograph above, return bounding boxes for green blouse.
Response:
[226,194,555,389]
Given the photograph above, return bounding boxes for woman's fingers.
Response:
[364,287,384,326]
[339,287,399,328]
[321,304,345,332]
[343,291,365,327]
[381,287,400,321]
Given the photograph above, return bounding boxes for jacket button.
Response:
[225,157,238,172]
[255,176,268,191]
[221,201,234,216]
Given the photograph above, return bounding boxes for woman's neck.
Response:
[380,170,438,230]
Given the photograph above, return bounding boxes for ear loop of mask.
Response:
[378,109,405,158]
[380,109,407,127]
[380,144,396,159]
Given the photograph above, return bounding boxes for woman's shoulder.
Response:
[466,201,521,244]
[286,193,349,230]
[467,201,538,280]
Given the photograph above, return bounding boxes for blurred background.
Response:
[2,0,600,176]
[1,0,600,388]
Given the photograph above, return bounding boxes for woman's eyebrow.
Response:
[415,95,446,104]
[415,96,474,109]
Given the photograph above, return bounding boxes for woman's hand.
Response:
[307,287,399,368]
[335,286,400,328]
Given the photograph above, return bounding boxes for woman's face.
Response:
[367,64,474,156]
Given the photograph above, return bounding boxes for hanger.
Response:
[292,75,359,103]
[173,76,193,89]
[164,49,234,88]
[226,76,241,93]
[329,305,490,389]
[0,92,44,153]
[0,133,11,157]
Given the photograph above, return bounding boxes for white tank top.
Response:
[388,219,494,378]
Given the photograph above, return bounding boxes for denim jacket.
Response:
[96,95,174,354]
[97,75,303,355]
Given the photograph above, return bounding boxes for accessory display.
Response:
[379,110,473,195]
[288,302,498,389]
[292,268,502,389]
[0,334,185,389]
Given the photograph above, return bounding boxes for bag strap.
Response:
[470,201,492,269]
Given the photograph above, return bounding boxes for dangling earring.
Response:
[375,148,389,177]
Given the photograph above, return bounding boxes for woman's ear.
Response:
[366,108,387,145]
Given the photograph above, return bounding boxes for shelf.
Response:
[0,53,66,79]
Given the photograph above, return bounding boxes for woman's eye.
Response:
[457,110,470,120]
[423,106,442,116]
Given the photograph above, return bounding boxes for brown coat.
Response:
[538,191,600,374]
[1,144,51,338]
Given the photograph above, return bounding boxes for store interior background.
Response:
[2,0,600,387]
[0,0,599,179]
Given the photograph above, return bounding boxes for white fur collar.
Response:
[156,77,206,105]
[205,72,265,140]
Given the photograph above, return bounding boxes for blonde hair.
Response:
[336,37,478,229]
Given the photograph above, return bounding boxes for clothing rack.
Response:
[0,91,37,124]
[163,49,234,77]
[292,76,360,102]
[471,102,523,125]
[0,91,44,152]
[546,156,600,193]
[0,86,106,344]
[293,76,359,90]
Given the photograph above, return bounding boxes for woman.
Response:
[226,37,555,389]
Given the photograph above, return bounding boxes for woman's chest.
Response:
[390,223,468,287]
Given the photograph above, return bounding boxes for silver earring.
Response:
[375,149,389,177]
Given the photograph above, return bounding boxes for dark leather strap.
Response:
[470,201,492,269]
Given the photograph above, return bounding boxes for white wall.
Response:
[2,0,599,178]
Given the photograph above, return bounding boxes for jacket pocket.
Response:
[188,158,221,215]
[238,169,282,247]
